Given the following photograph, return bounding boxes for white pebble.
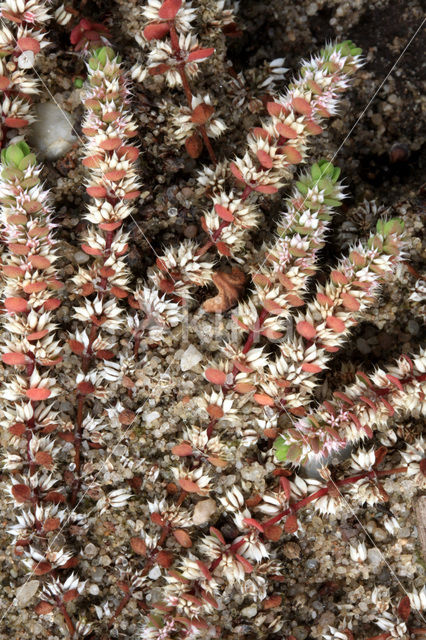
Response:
[16,580,39,607]
[180,344,203,372]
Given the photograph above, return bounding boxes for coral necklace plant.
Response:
[68,45,140,505]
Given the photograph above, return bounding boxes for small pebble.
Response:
[16,580,39,607]
[88,584,100,596]
[30,102,76,160]
[241,604,257,618]
[144,411,161,425]
[180,344,203,372]
[192,498,216,525]
[84,543,98,559]
[283,541,301,559]
[74,250,90,265]
[407,319,419,335]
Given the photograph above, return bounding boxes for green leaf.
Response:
[6,144,24,167]
[274,436,290,461]
[311,163,322,180]
[296,181,308,195]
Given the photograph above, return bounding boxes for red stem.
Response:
[58,601,76,636]
[263,466,408,527]
[169,23,217,165]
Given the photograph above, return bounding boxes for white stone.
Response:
[16,580,39,607]
[74,250,90,265]
[192,498,216,525]
[30,102,76,160]
[367,547,382,566]
[18,50,35,69]
[144,411,161,425]
[148,565,162,580]
[241,604,257,618]
[180,344,203,372]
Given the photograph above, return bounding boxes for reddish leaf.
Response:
[143,22,170,40]
[296,320,316,340]
[254,184,278,194]
[17,36,41,53]
[29,255,51,269]
[26,387,51,401]
[35,601,54,615]
[208,455,228,468]
[157,550,173,568]
[86,185,107,198]
[130,537,147,556]
[179,477,203,494]
[257,149,273,169]
[2,352,27,365]
[292,97,312,115]
[99,137,122,150]
[63,589,79,603]
[2,265,25,277]
[33,561,52,576]
[230,162,244,182]
[196,560,212,581]
[44,491,66,503]
[191,103,214,124]
[373,446,388,467]
[275,122,298,138]
[43,298,61,311]
[205,368,227,385]
[185,133,203,158]
[326,315,346,333]
[68,339,85,355]
[283,145,302,164]
[253,393,275,406]
[35,451,53,468]
[4,116,29,128]
[173,529,192,548]
[333,391,354,406]
[330,270,349,285]
[209,526,225,545]
[397,595,411,621]
[0,75,10,89]
[263,299,284,315]
[23,282,47,294]
[284,514,298,533]
[149,63,171,76]
[111,286,128,298]
[266,101,286,117]
[77,381,95,395]
[12,484,31,502]
[105,169,126,181]
[9,422,26,437]
[214,203,234,222]
[420,459,426,477]
[187,47,215,62]
[172,443,193,456]
[216,241,231,256]
[340,293,360,311]
[44,517,60,532]
[158,0,182,19]
[235,554,253,573]
[242,517,264,533]
[301,362,322,373]
[4,297,28,313]
[264,524,282,541]
[386,374,404,391]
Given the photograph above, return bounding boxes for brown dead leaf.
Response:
[203,267,246,313]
